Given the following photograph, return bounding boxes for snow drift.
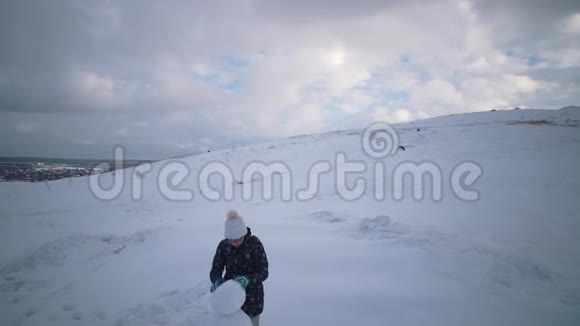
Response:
[1,107,580,326]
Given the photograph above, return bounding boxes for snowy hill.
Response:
[1,107,580,326]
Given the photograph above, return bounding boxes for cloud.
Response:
[373,107,427,124]
[563,12,580,35]
[0,0,579,158]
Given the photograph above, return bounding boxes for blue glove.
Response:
[233,275,250,289]
[210,278,224,292]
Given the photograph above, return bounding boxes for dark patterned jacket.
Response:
[210,227,269,317]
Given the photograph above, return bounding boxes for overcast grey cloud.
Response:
[0,0,579,159]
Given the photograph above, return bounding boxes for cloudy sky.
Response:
[1,0,579,159]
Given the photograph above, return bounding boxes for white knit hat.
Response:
[224,210,247,239]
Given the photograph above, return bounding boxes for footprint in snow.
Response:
[310,210,346,224]
[25,307,38,318]
[115,282,211,326]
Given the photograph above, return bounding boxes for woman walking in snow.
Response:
[210,210,269,326]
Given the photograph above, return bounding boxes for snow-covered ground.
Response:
[1,107,580,325]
